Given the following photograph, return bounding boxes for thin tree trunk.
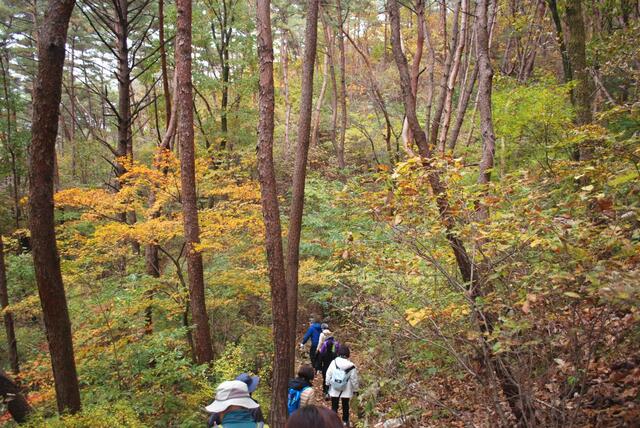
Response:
[281,26,292,155]
[429,0,462,149]
[438,0,469,151]
[28,0,81,414]
[335,0,347,169]
[0,55,20,229]
[256,1,291,426]
[565,0,593,161]
[322,12,338,151]
[285,0,320,375]
[159,0,171,126]
[311,51,329,147]
[176,0,214,364]
[547,0,572,83]
[0,370,31,423]
[0,235,19,374]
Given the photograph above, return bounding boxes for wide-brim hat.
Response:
[235,373,260,393]
[205,380,260,413]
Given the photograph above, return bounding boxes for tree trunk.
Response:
[322,11,339,151]
[565,0,594,160]
[176,0,214,364]
[0,370,31,423]
[285,0,320,375]
[547,0,572,84]
[476,0,497,191]
[429,0,462,149]
[28,0,81,414]
[281,26,292,155]
[159,0,171,127]
[256,1,291,426]
[311,51,329,147]
[438,0,469,151]
[0,235,19,373]
[335,0,347,169]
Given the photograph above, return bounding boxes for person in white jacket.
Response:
[326,345,358,427]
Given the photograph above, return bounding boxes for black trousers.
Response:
[331,396,350,424]
[321,366,329,394]
[309,347,317,367]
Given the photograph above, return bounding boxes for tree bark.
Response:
[281,24,292,155]
[285,0,320,375]
[256,1,291,426]
[28,0,81,414]
[0,370,31,423]
[159,0,172,127]
[322,11,339,151]
[335,0,347,169]
[476,0,497,191]
[565,0,594,160]
[0,235,19,374]
[311,50,329,147]
[429,0,462,149]
[438,0,469,151]
[547,0,572,84]
[176,0,214,364]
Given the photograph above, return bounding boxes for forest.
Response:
[0,0,639,426]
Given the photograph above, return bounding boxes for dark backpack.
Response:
[319,337,338,357]
[287,386,310,415]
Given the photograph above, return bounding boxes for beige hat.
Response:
[205,380,260,413]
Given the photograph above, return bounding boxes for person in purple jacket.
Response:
[299,315,323,368]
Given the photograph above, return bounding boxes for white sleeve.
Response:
[325,360,335,385]
[350,366,359,391]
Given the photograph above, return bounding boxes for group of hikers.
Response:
[206,316,359,427]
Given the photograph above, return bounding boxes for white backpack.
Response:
[331,361,355,392]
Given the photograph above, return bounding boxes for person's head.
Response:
[297,364,315,382]
[337,344,350,358]
[235,373,260,394]
[308,314,317,325]
[321,323,329,330]
[285,405,343,428]
[205,380,259,414]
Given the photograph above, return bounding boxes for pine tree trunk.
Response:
[28,0,81,414]
[285,0,320,375]
[256,1,291,425]
[159,0,171,127]
[176,0,214,364]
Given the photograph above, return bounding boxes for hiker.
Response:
[285,405,343,428]
[326,345,358,427]
[299,315,323,367]
[316,323,332,353]
[287,364,315,415]
[208,374,264,427]
[205,380,260,428]
[317,333,339,399]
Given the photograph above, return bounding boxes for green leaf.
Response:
[563,291,581,299]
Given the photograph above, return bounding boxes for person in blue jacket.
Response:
[299,315,323,368]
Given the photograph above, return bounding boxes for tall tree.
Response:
[176,0,214,364]
[28,0,81,414]
[476,0,497,191]
[335,0,347,169]
[256,0,291,425]
[285,0,320,372]
[0,235,19,373]
[565,0,594,160]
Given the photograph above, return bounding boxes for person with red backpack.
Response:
[326,345,358,427]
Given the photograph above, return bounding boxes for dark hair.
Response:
[337,344,350,358]
[285,405,343,428]
[297,364,315,382]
